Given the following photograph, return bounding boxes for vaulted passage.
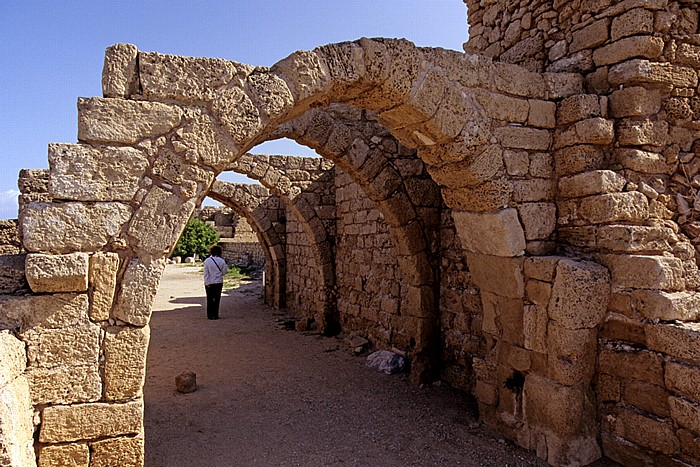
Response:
[2,1,700,464]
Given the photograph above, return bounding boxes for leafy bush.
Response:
[172,218,219,259]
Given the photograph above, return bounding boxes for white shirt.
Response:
[203,256,227,285]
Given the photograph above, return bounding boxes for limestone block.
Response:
[492,62,545,99]
[39,400,143,443]
[39,443,89,467]
[570,18,609,53]
[526,279,552,307]
[113,259,164,326]
[140,51,252,102]
[127,186,195,256]
[524,374,592,437]
[25,253,89,293]
[0,376,36,467]
[523,305,547,353]
[476,91,529,123]
[645,322,700,362]
[90,436,144,467]
[18,167,49,194]
[597,254,684,290]
[503,150,529,176]
[104,326,150,401]
[89,252,120,322]
[467,253,524,298]
[511,179,555,203]
[548,259,609,330]
[527,99,556,129]
[102,43,138,99]
[601,313,646,346]
[598,347,664,386]
[576,192,648,225]
[481,292,524,344]
[612,8,655,41]
[553,117,614,149]
[543,72,584,100]
[21,202,131,254]
[670,397,700,438]
[665,361,700,401]
[597,225,676,254]
[24,324,100,369]
[493,126,551,150]
[633,290,700,321]
[547,322,597,385]
[441,180,512,212]
[608,60,698,88]
[676,42,700,68]
[593,36,664,66]
[452,208,525,256]
[78,97,183,144]
[246,71,295,123]
[0,331,25,389]
[0,254,27,295]
[554,145,605,176]
[558,170,626,199]
[0,293,89,334]
[25,364,101,405]
[617,119,668,147]
[177,109,238,171]
[623,381,670,418]
[611,407,680,456]
[557,94,601,126]
[517,203,556,240]
[151,147,214,195]
[48,143,148,201]
[613,148,673,174]
[609,86,661,118]
[524,256,560,282]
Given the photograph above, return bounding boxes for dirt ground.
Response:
[144,264,616,467]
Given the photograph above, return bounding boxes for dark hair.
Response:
[209,244,223,257]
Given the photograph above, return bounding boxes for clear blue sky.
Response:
[0,1,468,219]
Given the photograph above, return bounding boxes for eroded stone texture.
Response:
[90,436,144,467]
[104,326,150,400]
[453,209,526,256]
[113,259,164,326]
[39,400,143,443]
[102,43,139,98]
[89,252,120,322]
[0,376,36,467]
[25,253,89,293]
[549,259,610,330]
[48,143,148,202]
[21,202,131,254]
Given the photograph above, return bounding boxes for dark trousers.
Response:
[205,283,223,319]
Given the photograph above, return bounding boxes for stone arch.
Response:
[207,181,286,309]
[225,153,338,333]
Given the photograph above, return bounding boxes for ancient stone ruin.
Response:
[1,0,700,465]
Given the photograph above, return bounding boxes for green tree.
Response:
[172,218,219,259]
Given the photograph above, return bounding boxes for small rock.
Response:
[175,372,197,393]
[366,350,406,375]
[184,257,195,264]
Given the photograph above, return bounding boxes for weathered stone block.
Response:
[452,208,526,256]
[612,8,655,41]
[570,18,609,53]
[548,259,610,330]
[467,253,524,298]
[568,192,648,225]
[48,143,148,202]
[645,322,700,362]
[78,97,183,144]
[557,94,601,126]
[0,293,89,333]
[492,62,545,98]
[558,170,626,199]
[0,376,36,467]
[517,203,556,240]
[523,305,547,353]
[524,374,591,437]
[0,254,27,295]
[597,225,676,254]
[608,59,698,88]
[600,433,654,467]
[39,401,143,443]
[25,364,101,405]
[669,397,700,435]
[613,148,672,174]
[611,407,680,456]
[665,361,700,401]
[0,331,25,390]
[493,126,551,150]
[609,86,661,118]
[633,290,700,321]
[547,322,597,385]
[21,202,131,254]
[113,259,164,326]
[102,43,139,98]
[599,347,664,386]
[502,150,529,176]
[476,92,529,123]
[90,436,144,467]
[511,179,555,203]
[89,252,120,322]
[127,186,195,256]
[104,326,150,401]
[676,42,700,68]
[481,291,524,344]
[25,253,89,293]
[39,443,89,467]
[524,256,560,282]
[601,313,646,346]
[597,254,684,290]
[617,119,668,147]
[543,72,584,100]
[554,117,614,149]
[593,36,664,66]
[527,99,556,128]
[24,324,100,370]
[623,381,670,418]
[554,145,605,176]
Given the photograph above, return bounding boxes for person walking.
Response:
[203,244,228,320]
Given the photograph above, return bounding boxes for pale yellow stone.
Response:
[467,253,524,298]
[113,259,164,327]
[548,259,610,330]
[0,331,25,389]
[493,126,551,150]
[24,324,100,370]
[39,443,89,467]
[104,326,150,401]
[608,59,698,88]
[0,376,36,467]
[645,322,700,362]
[89,252,120,322]
[609,86,661,118]
[517,203,556,240]
[593,36,664,66]
[0,293,89,334]
[25,253,89,293]
[558,170,626,199]
[665,361,700,401]
[90,436,144,467]
[25,364,101,405]
[597,254,684,291]
[39,401,143,443]
[102,43,138,98]
[452,208,526,256]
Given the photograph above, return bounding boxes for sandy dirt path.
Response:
[144,264,615,467]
